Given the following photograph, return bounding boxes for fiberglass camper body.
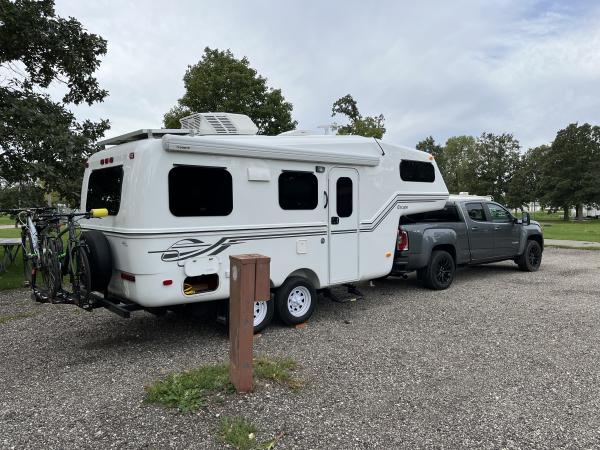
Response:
[82,113,448,329]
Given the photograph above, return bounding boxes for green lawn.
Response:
[0,228,25,291]
[537,220,600,242]
[0,215,15,225]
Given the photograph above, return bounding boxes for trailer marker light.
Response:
[163,279,173,286]
[121,272,136,282]
[385,251,392,257]
[100,159,105,165]
[129,152,135,159]
[109,156,114,163]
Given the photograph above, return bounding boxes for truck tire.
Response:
[81,230,112,292]
[423,250,455,290]
[516,239,542,272]
[275,277,316,325]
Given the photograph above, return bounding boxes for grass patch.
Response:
[0,312,36,325]
[254,356,303,390]
[218,417,258,450]
[145,363,234,412]
[538,220,600,242]
[145,356,302,412]
[0,215,15,225]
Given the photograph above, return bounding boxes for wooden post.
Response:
[229,254,270,393]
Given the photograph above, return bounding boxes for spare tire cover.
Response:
[81,230,113,292]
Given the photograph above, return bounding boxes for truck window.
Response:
[400,160,435,183]
[86,166,124,216]
[336,177,353,217]
[169,166,233,216]
[487,203,512,223]
[279,171,318,210]
[466,203,487,222]
[400,204,460,224]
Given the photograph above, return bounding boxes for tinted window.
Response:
[279,172,318,210]
[487,203,512,223]
[466,202,487,222]
[86,166,123,215]
[400,160,435,183]
[400,203,460,224]
[336,177,353,217]
[169,166,232,216]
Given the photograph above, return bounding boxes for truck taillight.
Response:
[397,229,409,252]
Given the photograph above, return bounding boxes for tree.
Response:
[436,135,478,195]
[331,94,386,139]
[539,123,600,220]
[0,0,109,205]
[164,48,296,135]
[505,145,549,210]
[416,136,445,176]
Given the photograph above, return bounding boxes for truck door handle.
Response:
[331,216,339,225]
[471,226,479,230]
[494,226,501,230]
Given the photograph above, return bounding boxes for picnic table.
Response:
[0,238,21,273]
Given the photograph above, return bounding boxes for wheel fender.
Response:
[422,228,457,266]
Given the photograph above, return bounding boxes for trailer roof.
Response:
[97,129,192,148]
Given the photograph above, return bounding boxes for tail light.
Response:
[397,229,409,252]
[121,272,136,282]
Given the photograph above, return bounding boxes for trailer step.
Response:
[322,284,364,303]
[91,295,143,318]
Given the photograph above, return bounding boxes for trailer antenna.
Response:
[374,138,385,156]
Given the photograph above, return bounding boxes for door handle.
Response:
[471,226,479,230]
[494,226,501,230]
[323,191,328,209]
[331,216,339,225]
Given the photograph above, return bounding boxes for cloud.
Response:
[53,0,600,150]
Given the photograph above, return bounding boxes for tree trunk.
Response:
[576,204,584,221]
[563,206,569,221]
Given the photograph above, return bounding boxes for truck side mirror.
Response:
[522,212,531,226]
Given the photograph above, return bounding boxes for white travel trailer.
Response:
[82,113,448,330]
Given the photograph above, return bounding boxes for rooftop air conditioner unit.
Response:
[179,112,258,135]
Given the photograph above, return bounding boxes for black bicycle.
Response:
[41,208,108,309]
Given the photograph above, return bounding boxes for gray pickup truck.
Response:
[391,195,544,290]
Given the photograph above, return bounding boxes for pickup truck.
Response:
[391,196,544,289]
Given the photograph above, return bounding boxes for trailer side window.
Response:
[400,160,435,183]
[86,166,124,216]
[279,171,318,210]
[169,166,233,216]
[336,177,353,217]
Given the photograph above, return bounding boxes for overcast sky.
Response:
[53,0,600,150]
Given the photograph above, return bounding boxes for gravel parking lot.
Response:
[1,248,600,449]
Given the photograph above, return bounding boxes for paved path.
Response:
[545,238,600,249]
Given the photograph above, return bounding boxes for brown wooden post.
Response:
[229,254,270,393]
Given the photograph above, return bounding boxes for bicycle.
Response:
[41,208,108,309]
[0,207,58,301]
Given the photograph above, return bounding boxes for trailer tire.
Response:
[253,299,274,333]
[423,250,455,290]
[516,239,542,272]
[81,230,112,292]
[275,277,316,325]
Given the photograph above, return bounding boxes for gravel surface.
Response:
[1,248,600,449]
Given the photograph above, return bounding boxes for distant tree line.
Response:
[417,123,600,220]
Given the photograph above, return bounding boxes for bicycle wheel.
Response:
[73,246,92,308]
[39,236,62,300]
[21,231,35,289]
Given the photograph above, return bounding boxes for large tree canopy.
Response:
[164,47,296,135]
[331,94,386,139]
[0,0,108,205]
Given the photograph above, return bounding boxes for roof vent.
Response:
[179,112,258,135]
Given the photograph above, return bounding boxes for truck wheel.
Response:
[253,299,274,333]
[517,240,542,272]
[275,277,316,325]
[423,250,455,290]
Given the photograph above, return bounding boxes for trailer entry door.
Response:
[328,168,359,283]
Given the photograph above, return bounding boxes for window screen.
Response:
[400,203,460,224]
[466,203,487,222]
[86,166,124,216]
[279,171,318,210]
[336,177,353,217]
[400,160,435,182]
[169,166,232,216]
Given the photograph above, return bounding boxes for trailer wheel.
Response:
[81,230,112,292]
[253,299,274,333]
[516,239,542,272]
[275,277,316,325]
[423,250,455,290]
